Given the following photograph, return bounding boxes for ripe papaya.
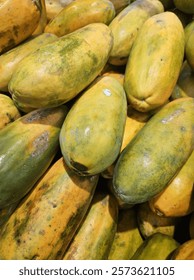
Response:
[0,0,41,54]
[171,239,194,260]
[45,0,75,21]
[8,23,113,109]
[149,150,194,217]
[0,33,58,92]
[0,158,98,259]
[112,98,194,205]
[109,0,164,65]
[0,106,68,208]
[45,0,115,37]
[0,94,21,130]
[124,11,185,112]
[63,188,118,260]
[60,76,127,176]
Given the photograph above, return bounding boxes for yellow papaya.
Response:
[149,150,194,217]
[0,0,41,54]
[0,158,98,259]
[60,76,127,176]
[8,23,113,109]
[124,11,185,112]
[171,239,194,260]
[109,0,164,65]
[63,188,118,260]
[45,0,75,21]
[0,94,21,130]
[45,0,115,37]
[112,98,194,205]
[0,33,58,92]
[33,0,48,35]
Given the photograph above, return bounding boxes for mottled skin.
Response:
[0,158,99,260]
[0,94,21,130]
[63,189,118,260]
[0,0,41,54]
[149,150,194,217]
[0,106,68,208]
[113,98,194,205]
[9,23,113,109]
[59,76,127,176]
[0,33,58,92]
[131,232,179,260]
[108,208,143,260]
[124,11,185,112]
[45,0,115,37]
[109,0,164,65]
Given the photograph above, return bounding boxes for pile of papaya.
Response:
[0,0,194,260]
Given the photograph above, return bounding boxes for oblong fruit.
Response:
[8,23,113,109]
[112,98,194,205]
[124,11,185,112]
[0,106,68,208]
[63,188,118,260]
[131,232,179,260]
[171,239,194,260]
[0,33,58,92]
[109,0,164,65]
[59,76,127,176]
[149,150,194,217]
[0,158,99,260]
[0,0,41,54]
[45,0,115,37]
[0,93,21,130]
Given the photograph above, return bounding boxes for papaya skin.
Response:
[124,11,185,112]
[171,239,194,260]
[0,93,21,130]
[8,23,113,108]
[149,150,194,217]
[185,30,194,71]
[0,33,58,92]
[0,0,41,54]
[0,106,68,208]
[109,0,164,66]
[45,0,115,37]
[112,98,194,205]
[0,158,99,260]
[173,0,194,14]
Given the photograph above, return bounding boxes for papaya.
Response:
[0,0,41,54]
[178,61,194,98]
[149,150,194,217]
[171,239,194,260]
[8,23,113,109]
[45,0,115,37]
[0,157,98,260]
[0,106,68,208]
[0,94,21,130]
[60,76,127,176]
[0,33,58,92]
[185,30,194,70]
[102,71,124,85]
[63,188,118,260]
[124,11,185,112]
[173,0,194,14]
[112,97,194,205]
[137,202,179,238]
[190,212,194,239]
[131,232,179,260]
[108,208,143,260]
[109,0,164,65]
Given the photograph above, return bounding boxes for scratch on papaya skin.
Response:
[161,108,185,124]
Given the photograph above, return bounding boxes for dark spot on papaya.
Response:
[39,182,49,191]
[13,25,20,38]
[31,131,49,157]
[39,229,45,235]
[6,112,15,123]
[180,126,186,132]
[70,159,88,174]
[16,238,21,245]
